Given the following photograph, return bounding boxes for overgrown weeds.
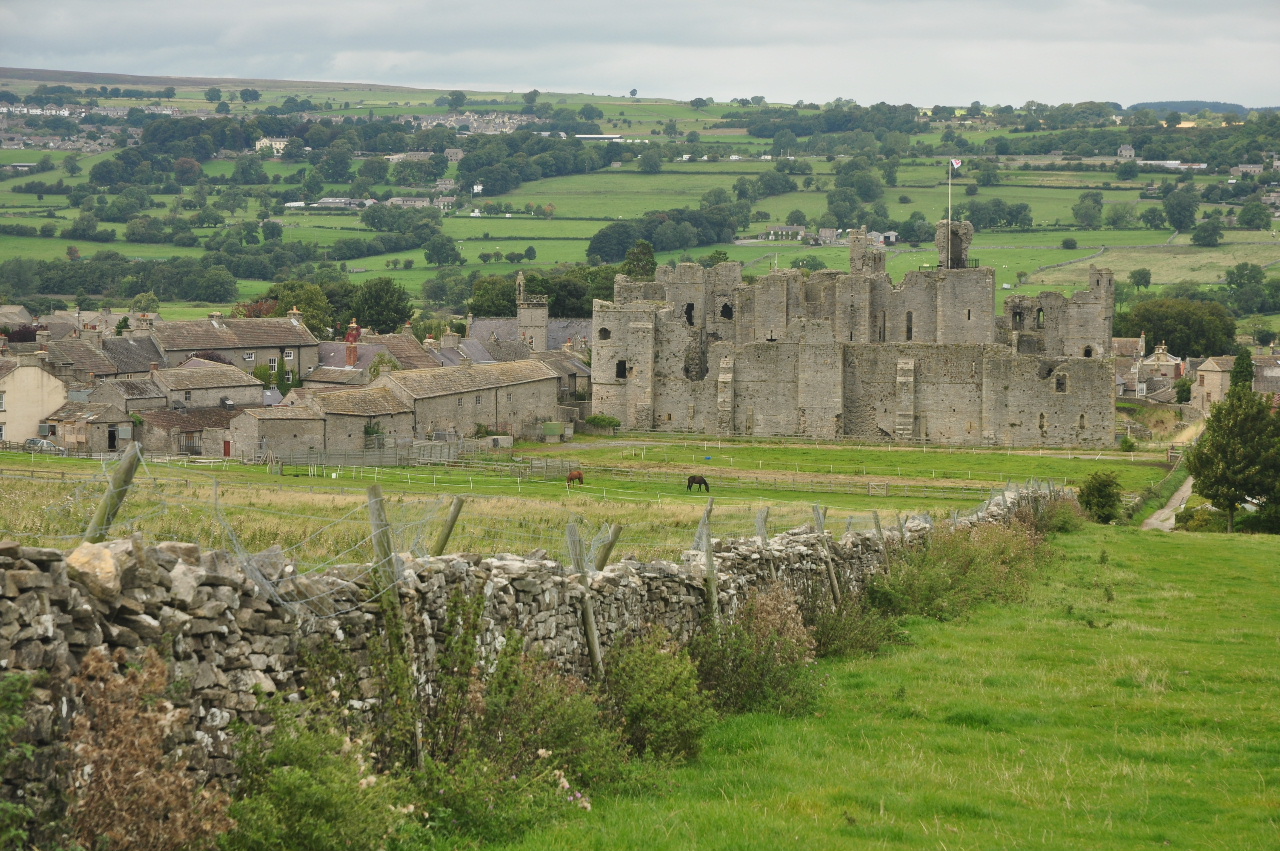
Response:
[691,585,819,716]
[604,627,716,761]
[63,647,233,851]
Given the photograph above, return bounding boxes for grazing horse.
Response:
[687,474,710,492]
[567,470,584,486]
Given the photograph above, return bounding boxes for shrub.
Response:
[0,675,32,849]
[808,595,906,658]
[585,414,621,429]
[224,713,426,851]
[1079,470,1123,523]
[64,648,233,851]
[1119,435,1137,452]
[691,585,818,716]
[604,627,715,760]
[868,523,1044,621]
[1062,237,1078,249]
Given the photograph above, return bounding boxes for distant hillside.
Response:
[0,66,425,94]
[1127,100,1278,115]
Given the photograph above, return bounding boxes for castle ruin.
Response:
[591,222,1116,446]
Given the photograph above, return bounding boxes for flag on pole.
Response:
[951,158,962,169]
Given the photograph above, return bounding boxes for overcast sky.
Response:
[3,0,1278,108]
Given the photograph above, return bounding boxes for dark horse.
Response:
[567,470,584,486]
[687,475,710,492]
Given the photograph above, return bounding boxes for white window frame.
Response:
[245,352,255,362]
[284,370,293,383]
[268,357,278,371]
[184,390,192,402]
[284,350,294,360]
[0,424,5,441]
[0,391,5,411]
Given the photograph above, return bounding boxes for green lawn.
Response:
[493,523,1280,851]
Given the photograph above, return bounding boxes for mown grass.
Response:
[491,523,1280,851]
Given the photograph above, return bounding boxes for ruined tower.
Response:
[515,271,549,351]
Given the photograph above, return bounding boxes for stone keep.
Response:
[592,221,1116,446]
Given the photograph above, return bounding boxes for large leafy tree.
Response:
[1186,355,1280,533]
[1162,186,1199,232]
[351,277,413,334]
[1113,298,1235,358]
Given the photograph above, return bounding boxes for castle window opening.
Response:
[1035,308,1045,329]
[966,308,972,321]
[905,311,914,341]
[1083,345,1093,358]
[1079,414,1086,429]
[879,311,886,342]
[598,327,611,340]
[1012,310,1024,330]
[720,303,734,320]
[666,413,671,421]
[1039,413,1046,431]
[1055,374,1067,393]
[684,303,695,326]
[615,359,627,379]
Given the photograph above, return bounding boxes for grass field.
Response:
[490,523,1280,851]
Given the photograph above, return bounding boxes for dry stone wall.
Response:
[0,488,1048,821]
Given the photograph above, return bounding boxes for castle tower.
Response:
[515,271,549,351]
[849,226,886,275]
[935,220,975,270]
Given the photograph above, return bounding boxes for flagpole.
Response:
[947,160,952,270]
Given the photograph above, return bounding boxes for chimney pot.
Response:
[150,362,159,371]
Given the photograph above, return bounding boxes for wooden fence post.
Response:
[84,443,143,544]
[569,523,605,680]
[429,496,465,557]
[367,484,395,584]
[592,523,623,573]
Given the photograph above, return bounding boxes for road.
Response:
[1142,475,1194,531]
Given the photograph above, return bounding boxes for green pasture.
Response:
[496,524,1280,851]
[495,172,746,218]
[443,217,603,239]
[545,438,1170,493]
[1035,241,1280,287]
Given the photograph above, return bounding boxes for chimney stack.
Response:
[150,362,159,372]
[346,342,358,368]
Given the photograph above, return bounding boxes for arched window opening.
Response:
[720,303,734,320]
[615,359,627,379]
[905,311,914,341]
[684,303,695,326]
[1035,308,1045,329]
[1078,414,1087,429]
[1039,413,1047,431]
[597,327,611,340]
[1083,345,1093,358]
[1012,310,1024,330]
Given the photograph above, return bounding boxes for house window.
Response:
[475,395,481,405]
[47,424,57,436]
[284,350,294,360]
[245,352,255,362]
[0,391,5,411]
[285,371,293,383]
[507,393,512,402]
[184,390,192,402]
[457,398,463,407]
[0,424,4,442]
[1198,375,1204,386]
[268,357,278,371]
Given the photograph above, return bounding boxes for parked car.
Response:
[23,438,66,455]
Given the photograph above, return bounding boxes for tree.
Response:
[63,153,81,176]
[629,89,638,98]
[1191,217,1224,247]
[424,234,464,266]
[1072,191,1104,228]
[524,245,537,262]
[638,149,662,174]
[1078,470,1123,523]
[578,103,604,121]
[1114,298,1236,357]
[447,90,467,110]
[351,277,413,333]
[1128,268,1152,290]
[1163,187,1199,232]
[1061,237,1078,250]
[623,240,656,278]
[239,88,261,103]
[522,89,540,105]
[1164,111,1182,128]
[785,209,807,226]
[1237,201,1272,231]
[214,101,231,114]
[789,255,827,272]
[1116,160,1139,180]
[204,87,222,103]
[1139,206,1167,229]
[128,291,160,313]
[1185,371,1280,532]
[358,156,390,183]
[1104,202,1138,229]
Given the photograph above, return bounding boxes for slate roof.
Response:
[44,339,119,377]
[304,367,368,386]
[467,317,591,351]
[532,350,591,380]
[101,336,167,374]
[152,316,318,352]
[238,407,325,420]
[46,401,130,423]
[1112,337,1144,359]
[139,407,247,432]
[378,361,558,399]
[156,362,263,391]
[302,387,411,417]
[360,332,439,370]
[317,341,389,371]
[102,378,165,400]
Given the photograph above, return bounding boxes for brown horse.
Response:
[567,470,584,486]
[687,475,710,492]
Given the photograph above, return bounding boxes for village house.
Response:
[0,351,69,445]
[40,402,134,455]
[136,408,244,457]
[1190,354,1280,415]
[150,311,320,380]
[374,361,561,440]
[227,407,326,460]
[285,386,415,452]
